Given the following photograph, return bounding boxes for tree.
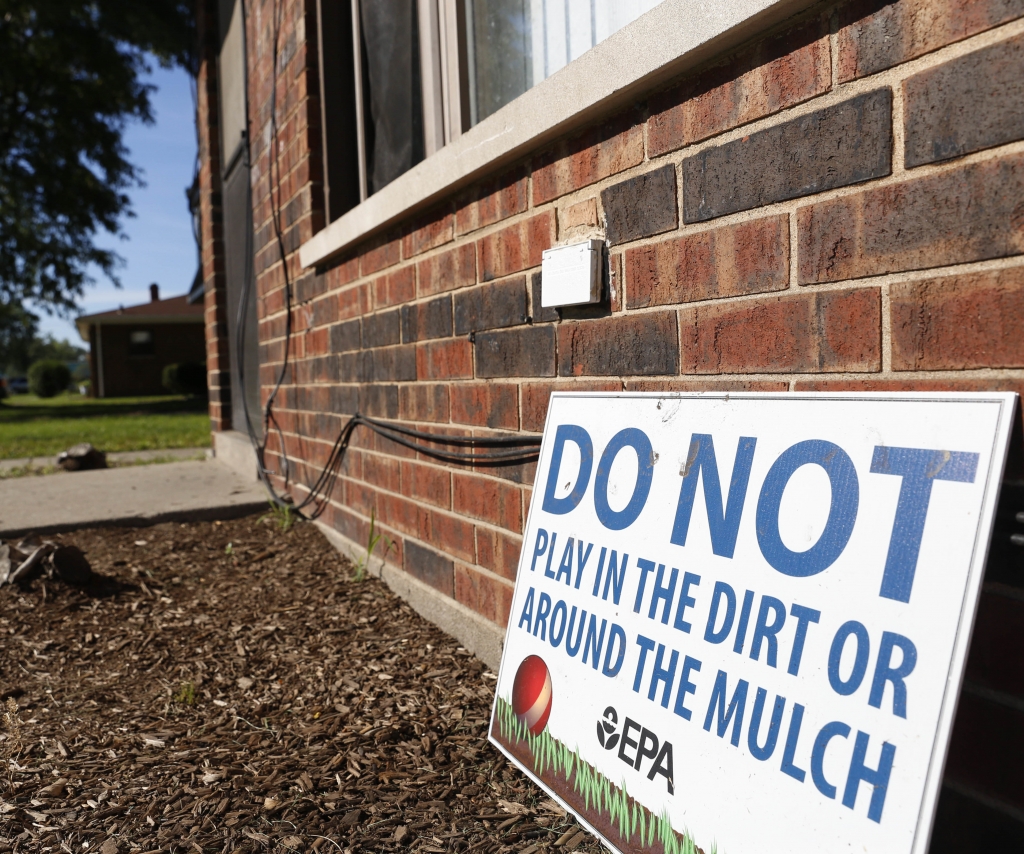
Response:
[0,1,195,313]
[0,298,38,374]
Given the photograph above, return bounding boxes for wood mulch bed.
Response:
[0,515,603,854]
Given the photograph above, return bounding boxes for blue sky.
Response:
[37,61,198,344]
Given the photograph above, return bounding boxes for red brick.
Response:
[430,512,476,563]
[891,268,1024,370]
[476,527,524,582]
[373,266,416,308]
[533,112,644,205]
[558,313,678,377]
[417,244,476,296]
[324,254,360,289]
[455,565,514,627]
[626,216,789,308]
[453,473,522,532]
[837,0,1024,82]
[399,384,450,422]
[402,211,454,258]
[455,167,529,236]
[378,492,430,539]
[477,211,555,281]
[450,383,520,430]
[337,283,370,319]
[797,154,1024,284]
[401,460,451,509]
[362,452,401,493]
[521,381,622,432]
[680,288,881,373]
[416,339,473,380]
[360,236,401,276]
[648,15,830,156]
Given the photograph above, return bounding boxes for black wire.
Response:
[230,0,541,523]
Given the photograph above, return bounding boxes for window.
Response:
[128,330,154,357]
[317,0,663,219]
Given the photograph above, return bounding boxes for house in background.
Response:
[76,284,206,398]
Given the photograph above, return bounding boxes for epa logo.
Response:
[596,706,620,750]
[596,706,675,794]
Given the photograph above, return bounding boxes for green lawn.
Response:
[0,394,211,459]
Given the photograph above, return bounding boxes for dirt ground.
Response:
[0,515,603,854]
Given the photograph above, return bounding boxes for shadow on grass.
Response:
[0,395,208,424]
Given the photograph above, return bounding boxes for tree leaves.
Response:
[0,1,195,311]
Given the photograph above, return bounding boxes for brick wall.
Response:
[197,0,1024,840]
[197,0,232,431]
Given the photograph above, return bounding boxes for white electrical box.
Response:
[540,239,602,308]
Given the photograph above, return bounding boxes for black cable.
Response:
[229,0,541,523]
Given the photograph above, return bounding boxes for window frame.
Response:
[306,0,815,269]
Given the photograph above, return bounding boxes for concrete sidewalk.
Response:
[0,459,268,538]
[0,446,209,472]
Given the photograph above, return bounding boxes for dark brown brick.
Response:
[329,318,361,353]
[679,288,881,373]
[477,211,555,281]
[450,383,519,430]
[890,267,1024,370]
[475,325,556,378]
[404,540,454,596]
[797,153,1024,283]
[367,344,417,382]
[359,383,399,418]
[399,383,450,422]
[602,164,678,246]
[361,309,401,348]
[904,32,1024,168]
[967,592,1024,700]
[454,277,528,334]
[683,89,893,223]
[648,13,831,156]
[401,295,452,342]
[418,244,476,296]
[557,312,678,377]
[624,379,790,392]
[626,215,789,308]
[837,0,1024,82]
[533,111,645,205]
[944,691,1024,810]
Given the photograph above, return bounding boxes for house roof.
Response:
[75,294,204,338]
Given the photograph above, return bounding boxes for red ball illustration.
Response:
[511,655,552,735]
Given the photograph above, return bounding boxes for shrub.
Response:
[162,362,207,396]
[27,360,71,398]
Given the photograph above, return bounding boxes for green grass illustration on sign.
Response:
[493,697,711,854]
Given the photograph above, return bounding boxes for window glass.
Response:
[464,0,663,127]
[128,330,154,357]
[360,1,425,194]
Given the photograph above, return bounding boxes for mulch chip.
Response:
[0,515,603,853]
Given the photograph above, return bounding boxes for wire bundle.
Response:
[231,0,541,522]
